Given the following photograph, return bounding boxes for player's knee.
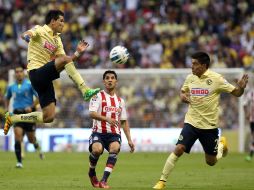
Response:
[43,114,55,123]
[92,145,103,155]
[28,136,36,143]
[206,157,217,166]
[56,56,72,65]
[175,144,185,156]
[92,149,103,156]
[206,159,216,166]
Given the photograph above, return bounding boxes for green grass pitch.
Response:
[0,152,253,190]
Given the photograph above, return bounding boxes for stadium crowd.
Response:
[0,0,253,129]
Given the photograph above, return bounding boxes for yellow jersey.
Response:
[181,69,235,129]
[26,25,65,71]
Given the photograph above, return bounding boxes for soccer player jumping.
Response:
[3,10,100,135]
[88,70,135,188]
[153,51,248,189]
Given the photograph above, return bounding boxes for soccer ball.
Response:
[109,46,129,64]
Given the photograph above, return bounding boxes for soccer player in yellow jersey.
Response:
[3,10,100,135]
[153,51,249,189]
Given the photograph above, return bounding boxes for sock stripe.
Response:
[105,167,113,173]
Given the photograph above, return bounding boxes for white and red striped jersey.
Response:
[89,90,127,134]
[244,90,254,122]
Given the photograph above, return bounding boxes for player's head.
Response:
[103,70,118,90]
[45,10,65,33]
[14,66,25,82]
[191,51,210,77]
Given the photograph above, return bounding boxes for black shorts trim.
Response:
[89,132,122,153]
[29,60,60,108]
[176,123,219,155]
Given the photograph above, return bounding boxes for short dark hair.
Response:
[14,66,24,72]
[103,70,117,80]
[45,10,64,24]
[191,51,210,68]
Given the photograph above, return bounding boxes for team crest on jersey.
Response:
[44,41,56,53]
[206,79,213,85]
[190,88,209,96]
[91,95,98,101]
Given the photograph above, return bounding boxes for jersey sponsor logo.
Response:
[190,88,209,96]
[103,106,122,113]
[44,41,56,52]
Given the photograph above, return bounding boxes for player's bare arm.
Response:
[180,90,190,103]
[231,74,249,97]
[121,120,135,153]
[89,111,119,126]
[71,40,89,61]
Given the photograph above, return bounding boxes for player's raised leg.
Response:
[64,61,100,101]
[3,111,43,135]
[56,41,100,101]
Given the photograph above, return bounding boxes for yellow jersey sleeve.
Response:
[27,25,40,38]
[181,74,192,92]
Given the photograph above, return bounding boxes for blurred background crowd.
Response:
[0,0,253,129]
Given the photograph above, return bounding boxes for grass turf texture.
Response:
[0,152,253,190]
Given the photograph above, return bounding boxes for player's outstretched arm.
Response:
[121,120,135,153]
[21,31,33,43]
[231,74,249,97]
[71,40,89,61]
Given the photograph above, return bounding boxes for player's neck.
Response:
[105,89,115,96]
[47,24,57,35]
[16,79,23,84]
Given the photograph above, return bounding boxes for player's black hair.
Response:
[103,70,117,80]
[14,66,25,72]
[191,51,210,68]
[45,10,64,24]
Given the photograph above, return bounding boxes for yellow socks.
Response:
[64,62,89,94]
[11,112,43,123]
[160,153,179,181]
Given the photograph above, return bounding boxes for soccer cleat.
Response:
[153,181,166,190]
[220,136,228,157]
[89,175,100,188]
[245,155,252,162]
[16,162,23,168]
[3,112,13,135]
[99,181,110,189]
[83,88,100,101]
